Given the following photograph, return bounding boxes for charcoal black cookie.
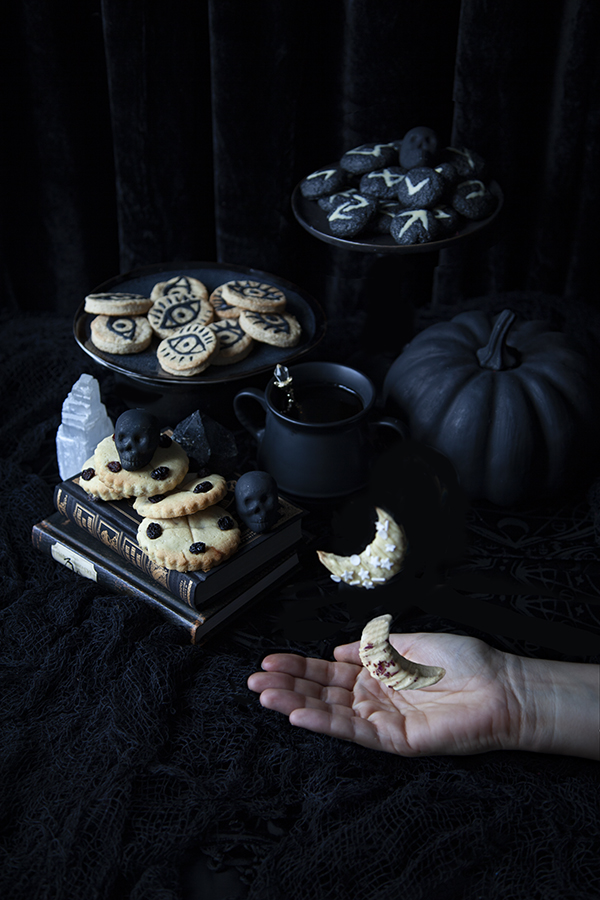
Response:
[340,143,397,175]
[327,194,377,237]
[433,162,459,188]
[390,209,441,245]
[451,180,497,220]
[359,167,406,200]
[370,201,403,234]
[397,167,445,210]
[399,126,440,169]
[317,188,359,213]
[442,146,488,180]
[300,165,348,199]
[432,204,462,236]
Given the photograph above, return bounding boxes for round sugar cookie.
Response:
[156,323,219,374]
[90,315,153,354]
[93,435,189,497]
[208,319,254,365]
[221,280,287,313]
[84,292,153,316]
[133,473,228,518]
[78,457,127,500]
[148,294,214,338]
[239,309,301,347]
[150,275,208,303]
[209,284,241,319]
[137,505,241,573]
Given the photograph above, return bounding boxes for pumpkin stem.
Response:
[476,309,519,370]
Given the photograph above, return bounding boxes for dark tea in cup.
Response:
[272,381,364,423]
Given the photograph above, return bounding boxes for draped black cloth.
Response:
[3,2,600,898]
[2,293,600,900]
[3,0,599,337]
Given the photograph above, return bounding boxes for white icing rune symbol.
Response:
[329,196,370,221]
[369,169,403,187]
[397,210,429,237]
[307,168,337,180]
[464,180,486,199]
[405,176,430,196]
[453,147,475,167]
[347,144,389,157]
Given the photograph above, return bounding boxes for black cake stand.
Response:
[291,179,504,359]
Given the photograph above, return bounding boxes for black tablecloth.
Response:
[1,298,599,900]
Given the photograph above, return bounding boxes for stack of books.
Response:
[32,473,306,644]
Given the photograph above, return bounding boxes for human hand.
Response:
[247,631,522,757]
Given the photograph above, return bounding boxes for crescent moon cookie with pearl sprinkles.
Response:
[359,614,446,690]
[137,505,241,573]
[156,323,219,375]
[238,309,301,348]
[221,280,287,313]
[316,507,407,589]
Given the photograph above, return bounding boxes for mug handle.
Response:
[370,415,409,441]
[233,388,268,442]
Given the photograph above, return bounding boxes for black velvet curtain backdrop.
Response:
[2,0,599,351]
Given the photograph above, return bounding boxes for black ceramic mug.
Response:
[233,362,407,499]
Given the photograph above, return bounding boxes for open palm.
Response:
[247,632,521,757]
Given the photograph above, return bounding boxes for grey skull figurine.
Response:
[114,409,160,470]
[399,125,439,169]
[235,471,280,533]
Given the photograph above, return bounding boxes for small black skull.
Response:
[400,126,439,169]
[235,471,280,533]
[114,409,160,470]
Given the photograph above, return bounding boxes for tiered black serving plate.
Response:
[74,261,326,426]
[291,178,503,254]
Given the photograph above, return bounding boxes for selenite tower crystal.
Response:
[56,374,113,479]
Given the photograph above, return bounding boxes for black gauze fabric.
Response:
[1,305,600,900]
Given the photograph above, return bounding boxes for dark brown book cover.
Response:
[32,511,300,644]
[53,475,305,608]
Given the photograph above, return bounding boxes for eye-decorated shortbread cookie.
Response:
[208,319,254,365]
[133,473,228,518]
[150,275,208,303]
[137,505,241,573]
[209,284,241,319]
[90,315,153,354]
[156,323,219,375]
[221,280,287,313]
[84,292,153,316]
[148,295,214,338]
[93,435,189,497]
[238,310,301,347]
[77,457,128,500]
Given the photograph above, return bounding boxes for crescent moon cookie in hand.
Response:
[316,507,407,589]
[360,614,446,690]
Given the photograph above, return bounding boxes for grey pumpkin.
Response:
[382,308,600,506]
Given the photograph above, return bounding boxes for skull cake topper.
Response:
[235,471,280,533]
[114,409,160,470]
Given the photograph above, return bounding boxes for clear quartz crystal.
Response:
[55,374,113,479]
[273,364,297,414]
